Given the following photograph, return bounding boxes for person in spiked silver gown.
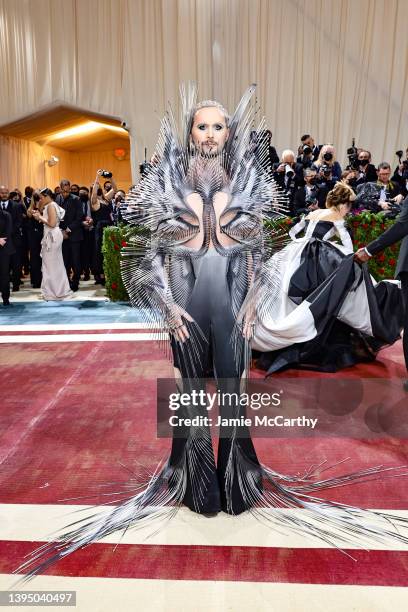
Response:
[15,84,408,583]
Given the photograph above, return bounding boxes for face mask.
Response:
[359,159,369,167]
[323,152,333,162]
[79,194,89,201]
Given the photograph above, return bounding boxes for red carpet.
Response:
[1,336,407,586]
[1,541,408,586]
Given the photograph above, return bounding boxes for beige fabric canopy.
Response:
[0,0,407,184]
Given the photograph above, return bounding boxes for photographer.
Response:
[392,148,408,197]
[297,134,320,162]
[91,170,116,285]
[293,168,326,215]
[273,150,303,214]
[344,150,377,191]
[313,161,337,199]
[56,179,85,292]
[297,134,320,167]
[0,185,25,292]
[112,190,126,225]
[313,144,342,181]
[79,186,93,281]
[355,162,403,214]
[26,190,43,288]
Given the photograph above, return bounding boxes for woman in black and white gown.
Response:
[253,182,404,373]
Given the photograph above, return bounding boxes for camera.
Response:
[320,164,332,177]
[285,164,295,177]
[384,201,402,219]
[299,145,314,168]
[348,156,359,171]
[100,170,112,179]
[346,138,359,170]
[396,150,408,177]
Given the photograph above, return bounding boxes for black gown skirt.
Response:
[253,221,404,374]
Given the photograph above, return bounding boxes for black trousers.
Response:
[22,225,30,275]
[10,235,23,288]
[0,252,11,302]
[169,251,261,515]
[62,240,81,288]
[27,230,42,287]
[400,272,408,372]
[81,230,94,277]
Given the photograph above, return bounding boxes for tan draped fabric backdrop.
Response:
[0,134,132,191]
[0,0,407,185]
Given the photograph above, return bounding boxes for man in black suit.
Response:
[0,185,25,291]
[297,134,320,165]
[392,147,408,197]
[0,205,15,305]
[355,195,408,389]
[293,167,329,215]
[56,179,84,291]
[273,150,304,215]
[78,186,94,281]
[345,150,377,191]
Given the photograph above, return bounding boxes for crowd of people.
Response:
[1,136,408,307]
[0,171,126,305]
[263,133,408,217]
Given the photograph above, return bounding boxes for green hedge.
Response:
[102,225,129,301]
[103,213,401,302]
[348,211,400,280]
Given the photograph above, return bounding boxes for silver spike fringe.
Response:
[13,83,408,584]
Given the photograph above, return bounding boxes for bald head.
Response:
[0,185,9,201]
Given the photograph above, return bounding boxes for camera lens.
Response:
[323,152,333,162]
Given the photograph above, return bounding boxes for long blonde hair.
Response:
[316,144,336,167]
[27,190,41,217]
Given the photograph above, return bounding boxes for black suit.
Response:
[21,196,31,276]
[392,165,408,197]
[56,194,84,289]
[1,200,24,289]
[348,164,377,191]
[269,146,279,167]
[0,210,16,303]
[79,198,94,279]
[367,196,408,370]
[26,216,43,287]
[273,163,304,214]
